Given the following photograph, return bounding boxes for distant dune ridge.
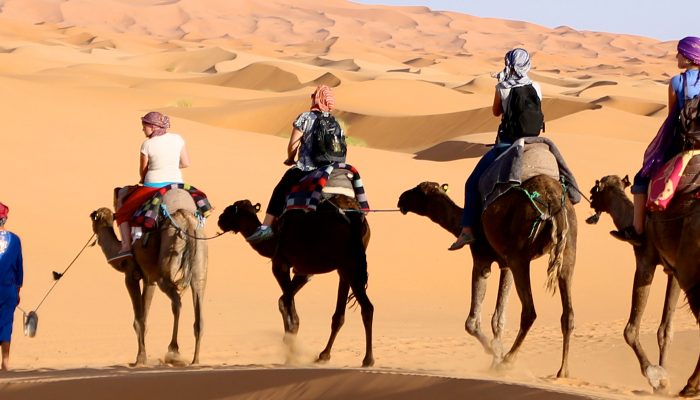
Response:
[0,1,695,399]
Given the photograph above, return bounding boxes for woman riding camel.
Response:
[246,85,342,243]
[450,48,543,250]
[613,36,700,245]
[112,112,190,261]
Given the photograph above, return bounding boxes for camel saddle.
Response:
[647,151,700,211]
[520,142,560,182]
[285,163,370,212]
[321,168,356,198]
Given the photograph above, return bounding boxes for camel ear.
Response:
[622,175,631,188]
[254,203,261,213]
[441,183,449,193]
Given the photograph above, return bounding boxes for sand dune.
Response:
[0,1,696,399]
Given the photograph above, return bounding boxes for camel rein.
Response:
[160,204,226,240]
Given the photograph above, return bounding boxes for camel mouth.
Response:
[399,207,407,215]
[585,212,601,225]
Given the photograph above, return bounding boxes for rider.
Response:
[613,36,700,245]
[449,48,543,251]
[246,85,342,243]
[112,112,190,261]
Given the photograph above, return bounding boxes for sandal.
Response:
[448,232,475,251]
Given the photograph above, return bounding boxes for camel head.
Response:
[398,181,450,216]
[90,207,115,232]
[587,175,631,224]
[217,200,261,235]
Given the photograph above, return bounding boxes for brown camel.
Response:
[398,176,577,377]
[587,175,698,395]
[90,190,208,366]
[217,194,374,367]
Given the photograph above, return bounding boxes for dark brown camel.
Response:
[588,175,698,395]
[398,176,577,377]
[90,191,207,366]
[217,194,374,367]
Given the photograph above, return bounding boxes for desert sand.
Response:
[0,1,695,399]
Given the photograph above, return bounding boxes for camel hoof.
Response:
[316,351,331,363]
[164,351,186,367]
[680,384,699,398]
[362,357,374,368]
[645,365,669,392]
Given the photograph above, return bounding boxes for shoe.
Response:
[448,232,475,251]
[108,250,133,263]
[246,225,274,243]
[610,226,643,247]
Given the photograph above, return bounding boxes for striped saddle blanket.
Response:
[284,163,370,212]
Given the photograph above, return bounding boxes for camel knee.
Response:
[560,311,574,332]
[465,316,480,336]
[520,310,536,330]
[331,313,345,331]
[624,323,641,347]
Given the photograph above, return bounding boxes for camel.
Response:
[217,194,374,367]
[90,189,208,366]
[398,176,577,377]
[587,175,700,396]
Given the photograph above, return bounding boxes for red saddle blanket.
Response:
[647,150,700,211]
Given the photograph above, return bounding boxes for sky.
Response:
[354,0,690,42]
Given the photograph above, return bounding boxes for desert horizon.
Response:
[0,1,696,399]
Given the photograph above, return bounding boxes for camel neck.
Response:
[606,192,634,230]
[95,225,122,259]
[428,194,463,237]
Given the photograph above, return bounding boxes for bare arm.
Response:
[139,153,148,184]
[179,144,190,168]
[492,90,503,117]
[285,127,303,165]
[668,82,678,116]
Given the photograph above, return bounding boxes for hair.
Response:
[0,217,6,227]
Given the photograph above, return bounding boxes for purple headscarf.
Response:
[678,36,700,66]
[141,111,170,137]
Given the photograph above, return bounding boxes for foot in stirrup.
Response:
[246,225,274,243]
[610,226,643,247]
[108,250,133,263]
[448,231,475,251]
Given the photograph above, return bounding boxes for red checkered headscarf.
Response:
[141,111,170,137]
[0,202,8,219]
[311,85,335,112]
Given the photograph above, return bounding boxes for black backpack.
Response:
[679,72,700,148]
[498,84,545,144]
[309,111,346,165]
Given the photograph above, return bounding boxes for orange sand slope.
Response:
[0,1,695,399]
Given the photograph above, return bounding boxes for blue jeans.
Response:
[461,143,511,228]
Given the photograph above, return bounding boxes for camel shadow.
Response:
[413,141,490,162]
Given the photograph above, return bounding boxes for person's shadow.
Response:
[414,141,490,162]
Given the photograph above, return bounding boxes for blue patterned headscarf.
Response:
[496,48,533,88]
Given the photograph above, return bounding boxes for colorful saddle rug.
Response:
[130,183,212,229]
[647,150,700,211]
[284,163,370,212]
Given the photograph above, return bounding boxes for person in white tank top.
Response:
[112,112,190,261]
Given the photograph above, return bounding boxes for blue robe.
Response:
[0,231,23,342]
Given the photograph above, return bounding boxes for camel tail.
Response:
[545,203,569,295]
[172,210,198,291]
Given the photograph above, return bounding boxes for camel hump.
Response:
[521,143,560,182]
[161,188,197,214]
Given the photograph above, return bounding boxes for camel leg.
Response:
[501,259,535,367]
[190,279,205,365]
[273,261,298,334]
[349,280,374,367]
[658,274,680,367]
[465,257,494,355]
[159,281,182,364]
[624,263,664,389]
[317,278,351,363]
[124,272,146,366]
[490,266,512,362]
[556,264,574,378]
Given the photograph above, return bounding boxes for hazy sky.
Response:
[354,0,690,42]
